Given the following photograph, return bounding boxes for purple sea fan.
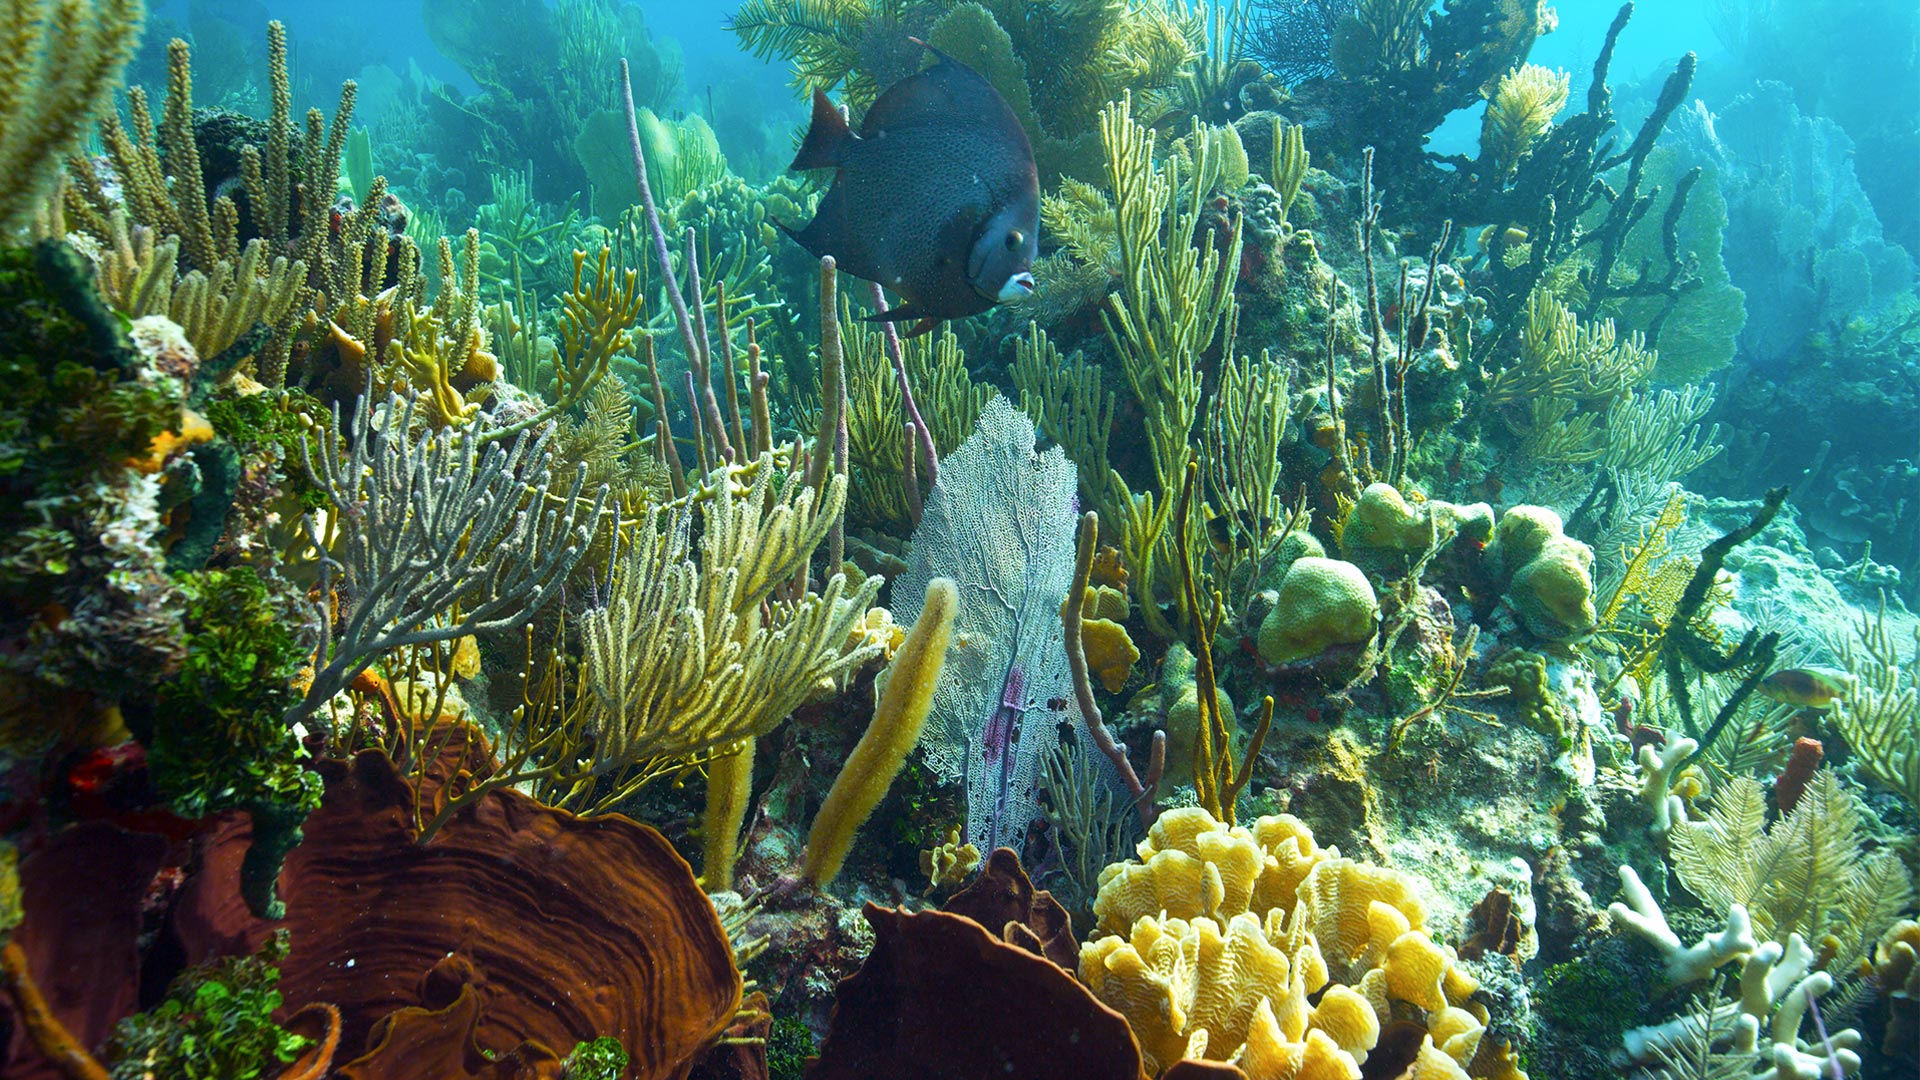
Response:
[893,395,1088,855]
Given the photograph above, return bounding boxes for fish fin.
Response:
[863,304,941,338]
[790,89,856,171]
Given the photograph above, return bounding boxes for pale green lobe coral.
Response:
[1486,505,1597,642]
[1340,483,1494,578]
[1256,556,1380,666]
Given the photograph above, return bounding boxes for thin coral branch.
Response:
[1064,511,1163,825]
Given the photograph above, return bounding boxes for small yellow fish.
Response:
[1758,667,1852,710]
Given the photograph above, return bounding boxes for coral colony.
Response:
[0,1,1917,1078]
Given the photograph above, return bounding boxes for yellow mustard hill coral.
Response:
[1256,557,1380,666]
[1079,584,1140,693]
[1081,808,1517,1079]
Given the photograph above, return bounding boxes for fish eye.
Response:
[1005,229,1023,249]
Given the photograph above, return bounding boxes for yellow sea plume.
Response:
[0,0,145,233]
[1481,64,1570,173]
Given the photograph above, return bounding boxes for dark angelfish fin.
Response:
[790,89,857,171]
[860,40,1019,145]
[862,301,939,336]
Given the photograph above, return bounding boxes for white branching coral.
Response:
[1608,864,1756,985]
[1638,736,1698,836]
[1622,932,1864,1079]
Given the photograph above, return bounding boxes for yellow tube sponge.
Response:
[1256,557,1380,665]
[799,577,958,888]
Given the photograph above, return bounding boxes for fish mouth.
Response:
[996,272,1035,302]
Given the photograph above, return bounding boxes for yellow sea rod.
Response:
[700,737,755,892]
[800,577,959,888]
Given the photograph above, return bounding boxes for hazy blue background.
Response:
[145,0,1729,160]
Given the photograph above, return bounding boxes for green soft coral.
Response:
[102,931,312,1080]
[146,566,319,918]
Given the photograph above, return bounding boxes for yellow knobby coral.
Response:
[1481,64,1570,173]
[1012,318,1119,515]
[0,0,145,234]
[1082,821,1508,1078]
[71,21,354,382]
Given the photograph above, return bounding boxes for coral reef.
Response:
[0,3,1914,1077]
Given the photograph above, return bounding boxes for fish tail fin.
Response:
[790,90,855,171]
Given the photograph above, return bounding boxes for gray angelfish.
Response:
[780,41,1039,337]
